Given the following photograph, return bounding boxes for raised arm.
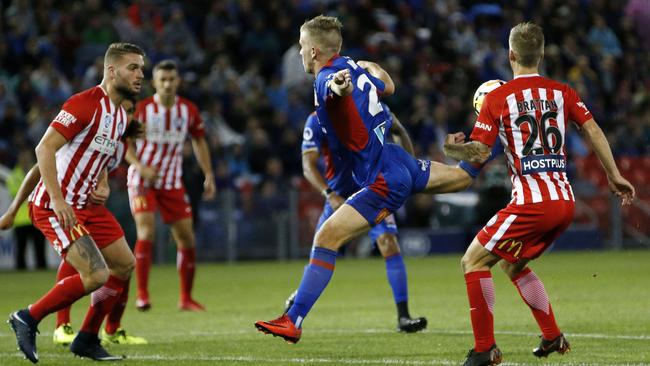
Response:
[0,164,41,230]
[443,132,491,163]
[191,136,216,200]
[388,113,415,156]
[580,119,635,205]
[357,61,395,96]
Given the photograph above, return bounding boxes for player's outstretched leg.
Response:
[53,260,79,346]
[256,204,369,343]
[375,233,427,333]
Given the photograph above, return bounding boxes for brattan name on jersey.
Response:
[520,154,566,175]
[313,55,390,188]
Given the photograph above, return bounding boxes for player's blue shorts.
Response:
[346,143,430,227]
[316,201,398,244]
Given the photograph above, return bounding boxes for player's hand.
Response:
[328,193,345,211]
[332,69,351,86]
[444,132,466,146]
[89,184,110,205]
[202,174,216,200]
[51,198,77,231]
[608,174,635,206]
[0,211,17,230]
[138,164,159,184]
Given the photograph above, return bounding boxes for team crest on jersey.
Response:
[172,116,184,129]
[103,114,113,129]
[303,127,313,141]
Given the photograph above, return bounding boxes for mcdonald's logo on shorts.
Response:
[133,196,148,210]
[69,224,90,242]
[497,238,523,258]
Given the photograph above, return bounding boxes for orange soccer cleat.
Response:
[254,314,302,344]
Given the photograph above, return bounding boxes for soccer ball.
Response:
[473,79,505,115]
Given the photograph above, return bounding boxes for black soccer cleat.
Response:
[463,344,503,366]
[397,316,428,333]
[533,333,570,358]
[70,331,123,361]
[8,310,40,364]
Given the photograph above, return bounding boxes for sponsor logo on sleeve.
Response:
[520,154,566,175]
[474,121,492,132]
[54,110,77,127]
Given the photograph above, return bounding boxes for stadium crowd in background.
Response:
[1,0,648,229]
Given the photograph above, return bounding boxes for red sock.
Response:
[135,240,152,300]
[80,275,126,334]
[29,274,86,323]
[465,271,496,352]
[512,268,561,340]
[55,260,78,327]
[105,279,130,334]
[177,247,196,302]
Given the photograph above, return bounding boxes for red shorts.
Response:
[29,203,125,256]
[476,200,575,263]
[127,185,192,224]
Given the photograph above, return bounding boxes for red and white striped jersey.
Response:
[30,86,128,209]
[127,94,205,190]
[470,74,593,205]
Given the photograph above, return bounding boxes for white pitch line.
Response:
[1,328,649,341]
[1,352,649,366]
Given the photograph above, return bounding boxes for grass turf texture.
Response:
[0,250,649,365]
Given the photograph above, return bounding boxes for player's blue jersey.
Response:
[302,103,396,198]
[313,55,392,188]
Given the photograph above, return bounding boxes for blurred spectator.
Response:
[6,148,47,270]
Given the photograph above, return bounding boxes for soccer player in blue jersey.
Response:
[287,105,426,333]
[255,15,477,343]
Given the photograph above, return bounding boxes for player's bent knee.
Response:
[377,234,400,257]
[313,225,344,250]
[83,267,110,292]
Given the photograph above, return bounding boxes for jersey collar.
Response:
[514,73,540,79]
[325,53,341,68]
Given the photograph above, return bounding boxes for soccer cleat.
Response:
[70,331,123,361]
[463,344,503,366]
[179,298,205,311]
[397,316,428,333]
[254,314,302,344]
[135,297,151,312]
[101,328,148,345]
[8,310,39,364]
[533,333,570,358]
[53,323,77,346]
[283,290,297,314]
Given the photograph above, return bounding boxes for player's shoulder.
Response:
[176,95,199,110]
[65,85,105,107]
[137,95,155,107]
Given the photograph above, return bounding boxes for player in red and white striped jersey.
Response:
[444,23,635,366]
[125,60,215,312]
[7,43,145,363]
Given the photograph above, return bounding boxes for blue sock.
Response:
[286,247,337,328]
[385,254,408,305]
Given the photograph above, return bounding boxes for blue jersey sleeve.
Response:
[301,113,322,153]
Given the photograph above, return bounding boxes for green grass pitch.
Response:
[1,250,649,365]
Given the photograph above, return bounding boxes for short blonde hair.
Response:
[509,22,544,67]
[301,15,343,54]
[104,42,145,65]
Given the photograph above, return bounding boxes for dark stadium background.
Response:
[0,0,648,267]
